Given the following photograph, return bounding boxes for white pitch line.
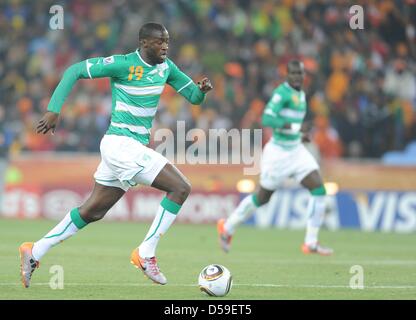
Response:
[227,259,416,266]
[1,283,415,289]
[326,260,416,265]
[236,284,416,289]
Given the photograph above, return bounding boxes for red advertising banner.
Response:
[2,155,415,226]
[2,184,240,224]
[6,155,416,192]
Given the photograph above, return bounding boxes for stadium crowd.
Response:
[1,0,415,159]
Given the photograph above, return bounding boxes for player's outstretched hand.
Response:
[197,77,213,93]
[36,111,59,135]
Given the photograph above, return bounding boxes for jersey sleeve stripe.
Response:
[177,80,193,93]
[86,60,93,79]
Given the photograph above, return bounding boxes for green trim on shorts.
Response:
[70,208,88,229]
[310,185,326,196]
[95,178,119,182]
[128,164,145,186]
[160,197,182,215]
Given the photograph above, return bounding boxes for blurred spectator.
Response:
[0,0,415,159]
[383,59,416,101]
[0,104,13,213]
[312,116,343,159]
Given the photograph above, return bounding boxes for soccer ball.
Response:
[198,264,233,297]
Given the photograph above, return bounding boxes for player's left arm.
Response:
[262,89,287,129]
[166,60,213,105]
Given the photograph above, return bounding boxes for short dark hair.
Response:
[139,22,167,42]
[287,60,303,71]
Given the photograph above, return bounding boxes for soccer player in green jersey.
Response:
[217,60,333,256]
[19,23,213,287]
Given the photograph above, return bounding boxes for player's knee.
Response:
[88,210,107,222]
[176,179,192,202]
[257,195,270,206]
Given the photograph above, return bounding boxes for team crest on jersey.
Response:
[103,56,114,65]
[272,93,281,104]
[148,62,168,78]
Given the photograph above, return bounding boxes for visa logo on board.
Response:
[249,190,416,233]
[354,191,416,233]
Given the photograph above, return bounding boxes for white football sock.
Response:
[304,195,326,245]
[224,194,259,235]
[32,208,87,261]
[139,197,181,258]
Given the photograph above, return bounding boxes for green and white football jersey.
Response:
[48,50,205,145]
[262,82,307,149]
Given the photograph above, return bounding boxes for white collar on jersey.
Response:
[284,81,302,92]
[135,49,169,72]
[135,49,152,67]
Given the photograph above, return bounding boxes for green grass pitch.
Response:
[1,218,415,299]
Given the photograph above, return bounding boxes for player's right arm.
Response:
[48,56,125,113]
[166,59,212,105]
[37,56,125,134]
[262,88,289,129]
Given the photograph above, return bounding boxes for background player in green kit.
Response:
[217,60,333,256]
[19,23,213,287]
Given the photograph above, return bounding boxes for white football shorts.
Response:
[94,134,169,191]
[259,141,319,191]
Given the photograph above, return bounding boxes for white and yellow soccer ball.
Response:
[198,264,233,297]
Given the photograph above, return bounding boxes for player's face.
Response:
[287,64,304,90]
[144,29,169,64]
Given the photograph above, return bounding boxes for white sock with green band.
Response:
[32,208,88,261]
[224,194,260,235]
[304,186,327,245]
[138,197,181,258]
